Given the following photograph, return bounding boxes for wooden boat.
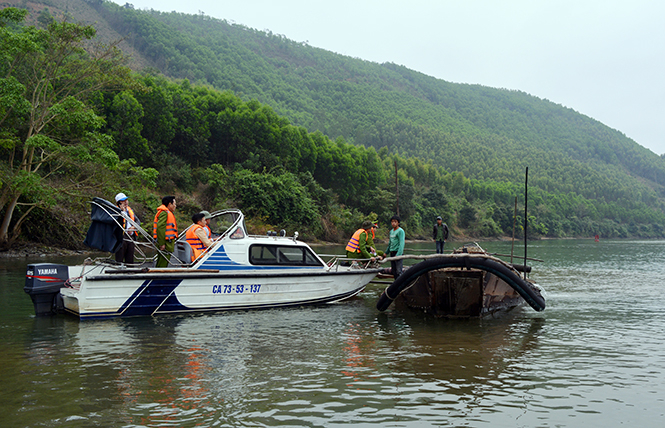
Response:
[376,244,546,318]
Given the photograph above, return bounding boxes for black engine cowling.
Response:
[24,263,69,316]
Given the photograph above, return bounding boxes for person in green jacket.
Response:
[153,196,178,267]
[386,215,405,279]
[345,220,378,262]
[366,222,384,258]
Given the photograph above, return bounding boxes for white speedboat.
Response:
[25,198,378,319]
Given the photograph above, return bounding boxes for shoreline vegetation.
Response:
[0,242,91,258]
[0,234,606,259]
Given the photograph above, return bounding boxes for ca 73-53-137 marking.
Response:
[212,284,261,294]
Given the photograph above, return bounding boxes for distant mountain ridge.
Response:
[7,0,665,215]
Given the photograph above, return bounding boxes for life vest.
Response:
[123,206,137,238]
[345,229,366,253]
[152,205,178,241]
[185,224,206,261]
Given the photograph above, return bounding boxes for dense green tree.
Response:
[134,74,177,152]
[107,90,150,162]
[231,169,320,230]
[0,9,132,246]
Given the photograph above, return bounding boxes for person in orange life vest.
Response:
[115,192,140,264]
[345,220,381,262]
[185,212,215,262]
[200,210,213,238]
[153,196,177,267]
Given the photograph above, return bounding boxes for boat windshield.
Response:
[208,210,245,238]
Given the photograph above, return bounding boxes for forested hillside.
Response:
[86,1,665,200]
[2,1,665,250]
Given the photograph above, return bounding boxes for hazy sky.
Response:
[113,0,665,154]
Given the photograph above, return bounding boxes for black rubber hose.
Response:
[376,255,545,312]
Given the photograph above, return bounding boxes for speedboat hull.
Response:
[60,267,377,319]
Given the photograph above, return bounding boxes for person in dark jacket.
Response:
[433,216,449,254]
[114,192,140,264]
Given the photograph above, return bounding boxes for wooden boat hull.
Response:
[376,254,545,317]
[395,267,528,317]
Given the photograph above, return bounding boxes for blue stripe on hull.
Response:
[116,279,187,317]
[199,245,238,269]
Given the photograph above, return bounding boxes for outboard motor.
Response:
[24,263,69,316]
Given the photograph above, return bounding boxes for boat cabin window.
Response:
[250,244,323,267]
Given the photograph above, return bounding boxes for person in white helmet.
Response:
[114,192,140,264]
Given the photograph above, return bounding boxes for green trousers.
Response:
[156,240,175,267]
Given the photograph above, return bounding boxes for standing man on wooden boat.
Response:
[115,192,140,264]
[153,196,178,267]
[185,212,215,262]
[386,215,405,279]
[346,220,380,262]
[432,216,449,254]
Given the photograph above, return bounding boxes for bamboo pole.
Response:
[511,196,517,263]
[395,159,400,217]
[524,166,529,280]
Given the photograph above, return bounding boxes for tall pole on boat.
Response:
[511,196,517,264]
[395,159,400,216]
[524,167,528,280]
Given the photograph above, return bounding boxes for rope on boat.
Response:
[383,285,397,301]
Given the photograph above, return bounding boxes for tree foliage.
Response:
[0,8,133,246]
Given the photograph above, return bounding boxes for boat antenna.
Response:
[395,159,400,216]
[511,196,517,264]
[524,166,528,280]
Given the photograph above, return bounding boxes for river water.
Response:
[1,239,665,427]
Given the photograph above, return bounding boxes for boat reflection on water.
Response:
[20,300,546,426]
[374,312,546,383]
[22,314,221,426]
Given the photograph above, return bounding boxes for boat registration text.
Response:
[212,284,261,294]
